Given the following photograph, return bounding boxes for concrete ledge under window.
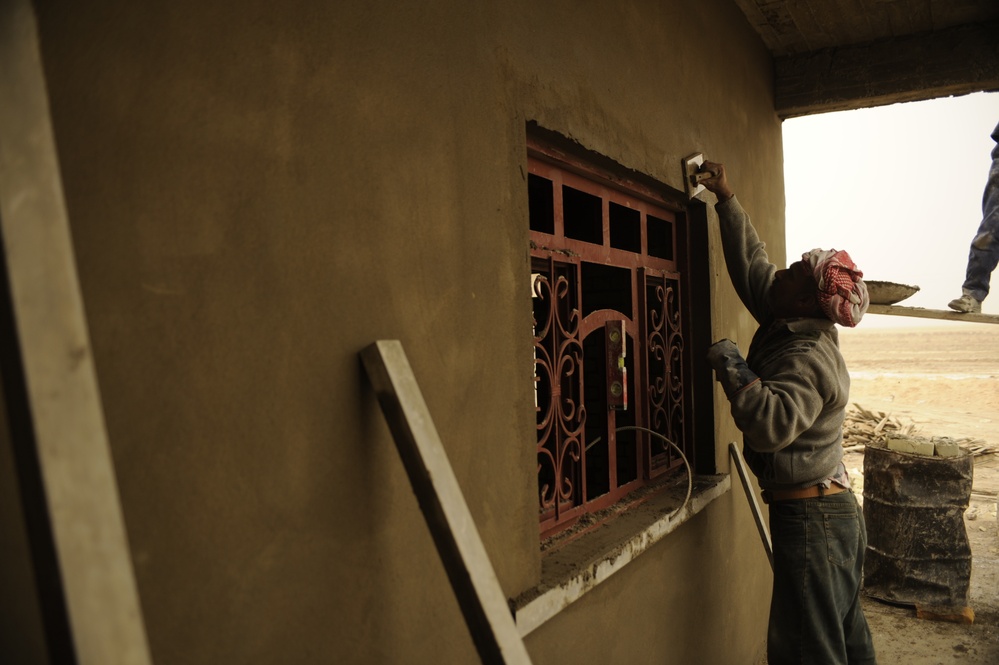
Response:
[513,473,731,637]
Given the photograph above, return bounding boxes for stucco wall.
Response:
[22,1,784,662]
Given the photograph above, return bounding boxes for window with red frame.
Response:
[529,137,707,538]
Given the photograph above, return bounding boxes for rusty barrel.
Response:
[862,443,973,608]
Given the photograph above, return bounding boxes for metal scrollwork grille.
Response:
[646,273,685,474]
[533,259,585,524]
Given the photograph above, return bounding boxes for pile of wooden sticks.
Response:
[843,404,995,456]
[842,404,919,452]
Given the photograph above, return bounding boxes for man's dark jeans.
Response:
[767,491,877,665]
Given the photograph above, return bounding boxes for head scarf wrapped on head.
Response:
[801,248,869,327]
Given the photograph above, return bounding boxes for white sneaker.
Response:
[947,293,982,313]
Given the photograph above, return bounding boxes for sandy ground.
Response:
[837,324,999,664]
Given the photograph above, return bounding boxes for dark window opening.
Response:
[647,214,674,260]
[563,185,603,245]
[610,202,642,253]
[581,262,632,318]
[583,330,609,500]
[529,174,555,234]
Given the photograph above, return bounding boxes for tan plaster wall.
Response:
[525,498,771,664]
[30,1,783,662]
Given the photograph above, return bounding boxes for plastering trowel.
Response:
[682,152,719,199]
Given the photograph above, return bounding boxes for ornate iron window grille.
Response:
[529,144,692,537]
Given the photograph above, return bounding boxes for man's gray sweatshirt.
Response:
[711,196,848,490]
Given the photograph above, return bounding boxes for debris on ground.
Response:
[843,404,996,457]
[962,442,999,457]
[843,404,920,451]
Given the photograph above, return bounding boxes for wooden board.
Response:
[867,304,999,325]
[0,2,152,662]
[361,340,533,665]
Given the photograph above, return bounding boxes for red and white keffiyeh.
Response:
[802,248,869,327]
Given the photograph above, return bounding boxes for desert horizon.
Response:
[838,323,999,448]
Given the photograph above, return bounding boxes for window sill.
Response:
[512,472,731,637]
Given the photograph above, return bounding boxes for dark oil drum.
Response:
[862,443,973,609]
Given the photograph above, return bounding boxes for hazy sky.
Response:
[783,91,999,329]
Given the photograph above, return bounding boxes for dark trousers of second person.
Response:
[961,122,999,303]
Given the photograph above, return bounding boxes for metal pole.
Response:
[728,442,773,570]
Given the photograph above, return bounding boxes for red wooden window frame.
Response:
[529,139,695,538]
